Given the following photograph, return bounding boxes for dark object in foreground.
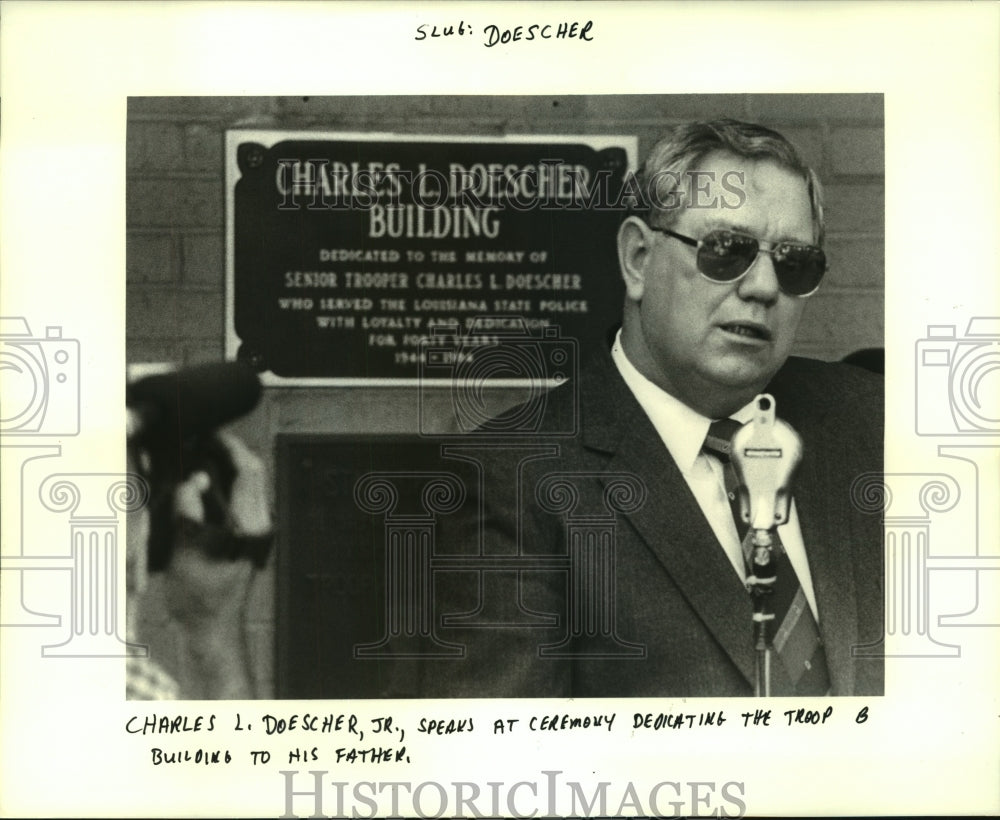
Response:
[127,362,267,570]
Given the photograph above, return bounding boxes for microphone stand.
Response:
[730,394,802,698]
[746,528,776,697]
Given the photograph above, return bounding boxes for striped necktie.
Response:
[704,418,830,696]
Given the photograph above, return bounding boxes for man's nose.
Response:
[736,250,781,303]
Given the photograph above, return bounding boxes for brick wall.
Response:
[127,94,884,697]
[128,94,884,365]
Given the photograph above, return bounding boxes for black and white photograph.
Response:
[1,3,998,818]
[125,95,885,703]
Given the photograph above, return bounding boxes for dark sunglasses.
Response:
[648,225,827,297]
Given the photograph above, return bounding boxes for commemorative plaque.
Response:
[225,131,637,383]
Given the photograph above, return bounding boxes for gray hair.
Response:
[636,119,826,244]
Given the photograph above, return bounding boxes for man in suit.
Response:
[419,119,883,698]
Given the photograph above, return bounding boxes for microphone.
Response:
[729,394,803,698]
[730,394,802,548]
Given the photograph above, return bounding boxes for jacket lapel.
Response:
[577,352,863,694]
[766,372,860,696]
[579,354,758,686]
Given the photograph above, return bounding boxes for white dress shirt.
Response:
[610,332,820,619]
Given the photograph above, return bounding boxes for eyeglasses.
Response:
[648,225,827,297]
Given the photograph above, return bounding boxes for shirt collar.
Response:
[610,330,755,474]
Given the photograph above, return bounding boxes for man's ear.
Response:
[617,215,654,302]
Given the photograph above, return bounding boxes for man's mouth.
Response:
[719,322,772,341]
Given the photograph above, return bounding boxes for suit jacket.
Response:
[413,349,884,698]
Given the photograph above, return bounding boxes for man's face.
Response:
[622,151,815,416]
